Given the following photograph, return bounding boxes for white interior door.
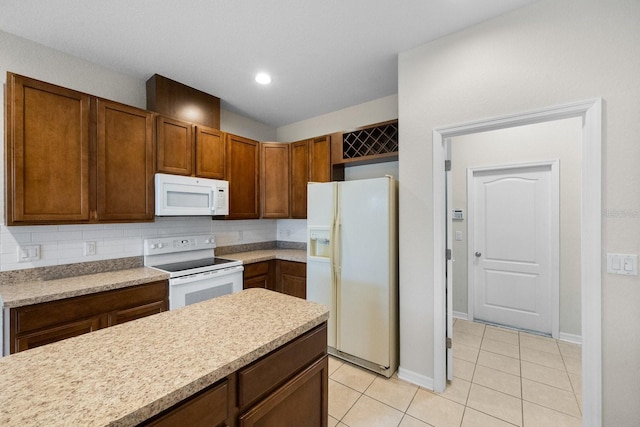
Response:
[469,161,559,336]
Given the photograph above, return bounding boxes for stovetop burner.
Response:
[152,257,238,273]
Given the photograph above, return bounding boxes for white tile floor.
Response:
[328,319,582,427]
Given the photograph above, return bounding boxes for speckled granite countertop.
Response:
[0,289,329,426]
[0,250,306,309]
[223,248,306,264]
[0,267,169,309]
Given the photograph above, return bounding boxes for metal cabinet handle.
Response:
[475,252,482,257]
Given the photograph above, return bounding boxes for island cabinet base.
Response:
[139,323,328,427]
[239,356,328,427]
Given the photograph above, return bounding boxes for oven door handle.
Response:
[170,266,244,286]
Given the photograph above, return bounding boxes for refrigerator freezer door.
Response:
[307,182,336,227]
[337,177,393,367]
[307,181,338,348]
[307,259,335,348]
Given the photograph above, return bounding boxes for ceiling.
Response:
[0,0,538,128]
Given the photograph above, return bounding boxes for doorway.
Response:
[433,99,602,426]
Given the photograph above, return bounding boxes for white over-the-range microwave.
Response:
[155,173,229,216]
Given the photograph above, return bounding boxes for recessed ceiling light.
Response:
[255,72,271,85]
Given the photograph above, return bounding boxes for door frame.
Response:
[432,98,602,427]
[466,160,560,338]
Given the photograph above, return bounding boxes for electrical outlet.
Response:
[84,241,97,256]
[17,245,40,262]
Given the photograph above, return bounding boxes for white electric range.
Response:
[143,234,244,310]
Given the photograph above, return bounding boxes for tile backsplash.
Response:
[0,217,308,272]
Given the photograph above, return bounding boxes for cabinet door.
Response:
[156,116,193,176]
[260,143,290,218]
[290,140,309,219]
[239,356,328,427]
[5,73,91,224]
[226,134,260,219]
[96,99,154,221]
[14,316,104,353]
[277,261,307,299]
[243,261,273,291]
[308,135,331,183]
[195,126,225,179]
[244,275,270,290]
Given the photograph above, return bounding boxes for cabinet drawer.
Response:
[109,300,168,326]
[278,260,305,277]
[15,316,103,353]
[141,379,229,427]
[243,261,270,278]
[238,323,327,410]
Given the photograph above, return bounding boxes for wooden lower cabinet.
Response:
[138,323,328,427]
[276,260,307,299]
[237,323,328,427]
[239,356,328,427]
[243,261,274,291]
[8,280,168,354]
[243,260,306,299]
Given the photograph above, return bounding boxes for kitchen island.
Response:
[0,289,329,426]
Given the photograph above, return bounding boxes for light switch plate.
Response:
[607,253,638,276]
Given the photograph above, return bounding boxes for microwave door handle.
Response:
[210,188,216,213]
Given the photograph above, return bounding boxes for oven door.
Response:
[169,265,244,310]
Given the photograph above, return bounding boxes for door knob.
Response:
[475,252,482,257]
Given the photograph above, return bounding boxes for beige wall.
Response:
[450,118,582,338]
[398,0,640,424]
[220,109,276,142]
[276,94,397,143]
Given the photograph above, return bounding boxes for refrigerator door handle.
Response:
[331,183,342,350]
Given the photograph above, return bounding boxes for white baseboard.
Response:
[453,311,468,320]
[559,331,582,345]
[397,367,434,390]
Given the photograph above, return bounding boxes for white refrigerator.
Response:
[306,176,398,377]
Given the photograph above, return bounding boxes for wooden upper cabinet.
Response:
[308,135,331,183]
[195,126,225,179]
[156,117,226,179]
[290,140,309,219]
[156,116,193,176]
[96,99,154,222]
[5,73,91,225]
[226,134,260,219]
[260,143,290,219]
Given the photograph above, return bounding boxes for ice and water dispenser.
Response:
[308,228,331,259]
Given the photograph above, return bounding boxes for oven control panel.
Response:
[143,235,216,255]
